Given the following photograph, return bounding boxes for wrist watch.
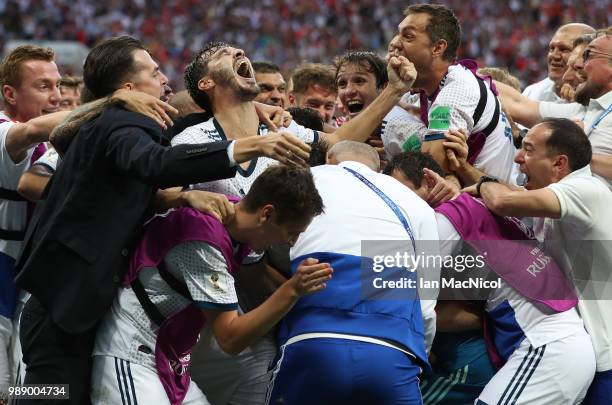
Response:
[476,175,499,197]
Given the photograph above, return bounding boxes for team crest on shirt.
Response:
[210,274,222,290]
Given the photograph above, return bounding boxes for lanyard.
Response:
[344,167,416,254]
[587,104,612,136]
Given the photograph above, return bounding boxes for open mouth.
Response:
[42,107,59,114]
[346,100,365,114]
[235,60,253,79]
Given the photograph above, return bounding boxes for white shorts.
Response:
[189,325,276,405]
[477,329,596,404]
[91,355,210,405]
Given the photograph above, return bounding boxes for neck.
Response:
[3,106,21,122]
[224,203,252,243]
[419,61,451,97]
[212,89,259,139]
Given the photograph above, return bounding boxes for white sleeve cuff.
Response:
[227,141,236,166]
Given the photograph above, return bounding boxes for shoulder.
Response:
[171,117,220,145]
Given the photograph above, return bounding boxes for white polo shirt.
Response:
[523,77,565,103]
[543,165,612,372]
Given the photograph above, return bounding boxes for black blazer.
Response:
[15,106,236,333]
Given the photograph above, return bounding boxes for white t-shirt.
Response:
[171,118,317,197]
[0,113,32,260]
[387,65,519,183]
[94,241,238,371]
[544,165,612,372]
[436,213,585,354]
[522,77,565,103]
[540,90,612,189]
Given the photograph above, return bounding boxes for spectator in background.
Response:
[252,61,288,108]
[522,23,595,103]
[289,63,337,125]
[58,75,83,111]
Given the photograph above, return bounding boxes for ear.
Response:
[258,204,275,224]
[553,154,570,176]
[120,82,135,91]
[288,92,297,106]
[2,85,17,106]
[198,76,215,92]
[431,39,448,59]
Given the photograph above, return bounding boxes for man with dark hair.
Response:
[387,3,519,186]
[252,61,288,108]
[14,36,311,405]
[392,148,595,405]
[523,23,595,103]
[289,63,337,125]
[473,118,612,404]
[91,165,330,404]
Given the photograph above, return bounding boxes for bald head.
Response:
[548,23,596,86]
[326,140,380,172]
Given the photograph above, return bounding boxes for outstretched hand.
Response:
[258,132,311,167]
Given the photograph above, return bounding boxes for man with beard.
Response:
[559,34,596,102]
[173,41,418,404]
[252,62,288,108]
[497,28,612,189]
[523,23,595,103]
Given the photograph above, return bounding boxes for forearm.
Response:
[494,81,541,128]
[17,171,52,201]
[326,86,404,145]
[216,282,299,354]
[232,137,261,164]
[590,154,612,180]
[455,162,486,186]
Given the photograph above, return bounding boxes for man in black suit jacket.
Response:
[14,37,310,405]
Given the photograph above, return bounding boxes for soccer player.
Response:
[288,63,338,125]
[91,165,331,404]
[252,61,288,108]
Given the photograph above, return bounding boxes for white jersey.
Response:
[380,106,424,158]
[0,112,31,260]
[522,77,565,103]
[94,241,238,371]
[386,65,519,183]
[436,213,586,357]
[172,118,318,197]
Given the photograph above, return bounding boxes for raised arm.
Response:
[322,56,417,146]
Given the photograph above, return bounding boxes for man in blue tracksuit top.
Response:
[266,141,439,405]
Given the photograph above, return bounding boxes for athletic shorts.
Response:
[266,337,423,405]
[91,355,209,405]
[476,329,595,405]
